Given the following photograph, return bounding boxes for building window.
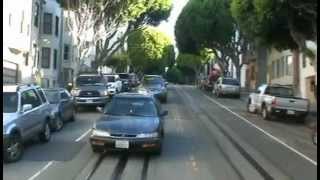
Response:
[43,13,52,34]
[41,78,50,88]
[9,13,12,26]
[41,47,51,68]
[53,49,58,69]
[302,54,307,68]
[64,44,70,60]
[287,55,293,76]
[274,61,277,78]
[34,3,39,27]
[20,11,24,33]
[55,16,59,36]
[280,57,285,77]
[24,52,29,66]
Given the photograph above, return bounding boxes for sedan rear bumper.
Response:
[74,97,108,106]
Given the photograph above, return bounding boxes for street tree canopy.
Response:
[175,0,234,54]
[230,0,317,51]
[127,26,174,74]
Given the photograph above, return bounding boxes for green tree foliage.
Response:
[230,0,317,51]
[104,53,130,73]
[127,26,174,74]
[166,66,184,84]
[175,0,234,54]
[176,53,202,77]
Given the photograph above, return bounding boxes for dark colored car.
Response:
[141,75,168,103]
[43,88,75,131]
[118,73,131,92]
[118,73,139,88]
[71,74,109,110]
[90,93,168,155]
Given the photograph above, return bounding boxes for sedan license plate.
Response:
[86,99,93,103]
[287,110,295,115]
[115,140,129,149]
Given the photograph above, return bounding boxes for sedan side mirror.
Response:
[161,110,168,117]
[96,106,104,113]
[22,104,33,113]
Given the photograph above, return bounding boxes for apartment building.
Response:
[267,48,316,103]
[3,0,44,84]
[38,0,63,88]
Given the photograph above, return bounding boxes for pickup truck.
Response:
[247,84,309,122]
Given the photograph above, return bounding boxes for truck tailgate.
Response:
[275,97,309,112]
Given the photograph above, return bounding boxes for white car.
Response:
[103,74,122,95]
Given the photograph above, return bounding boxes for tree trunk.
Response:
[292,49,301,96]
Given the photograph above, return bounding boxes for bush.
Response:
[166,66,184,84]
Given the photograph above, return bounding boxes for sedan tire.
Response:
[52,116,64,131]
[262,106,271,121]
[247,100,256,114]
[69,109,76,122]
[4,134,24,163]
[39,121,51,143]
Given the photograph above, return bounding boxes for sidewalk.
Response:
[240,89,317,128]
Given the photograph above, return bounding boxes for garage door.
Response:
[3,60,18,84]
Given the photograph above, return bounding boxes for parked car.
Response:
[312,124,317,145]
[247,84,309,122]
[141,75,168,103]
[118,73,132,91]
[103,74,122,96]
[43,88,75,131]
[213,77,240,98]
[130,73,140,87]
[71,74,109,111]
[3,84,52,162]
[90,93,167,155]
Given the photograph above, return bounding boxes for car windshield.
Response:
[76,76,104,86]
[118,74,130,79]
[222,79,239,86]
[43,90,60,104]
[105,97,157,117]
[268,87,294,97]
[3,92,18,113]
[105,76,115,82]
[143,77,163,85]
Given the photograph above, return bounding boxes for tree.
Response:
[175,0,247,80]
[127,26,174,74]
[63,0,173,71]
[176,53,203,83]
[230,0,317,94]
[104,53,130,73]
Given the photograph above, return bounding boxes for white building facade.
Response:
[3,0,44,84]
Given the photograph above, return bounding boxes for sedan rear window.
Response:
[222,79,240,86]
[105,98,157,117]
[267,87,294,97]
[3,92,18,113]
[44,90,60,104]
[76,76,104,86]
[105,76,115,82]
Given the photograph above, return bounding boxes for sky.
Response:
[157,0,189,49]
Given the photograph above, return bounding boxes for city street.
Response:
[3,85,317,180]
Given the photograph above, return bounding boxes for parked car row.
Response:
[3,84,75,163]
[198,77,311,124]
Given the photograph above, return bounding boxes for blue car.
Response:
[43,88,76,131]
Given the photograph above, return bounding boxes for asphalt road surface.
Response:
[3,85,317,180]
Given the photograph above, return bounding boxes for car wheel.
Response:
[39,121,51,143]
[69,109,76,122]
[53,116,64,131]
[247,100,256,113]
[295,116,306,124]
[151,144,162,156]
[162,97,167,103]
[312,132,317,145]
[4,134,24,163]
[262,106,271,120]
